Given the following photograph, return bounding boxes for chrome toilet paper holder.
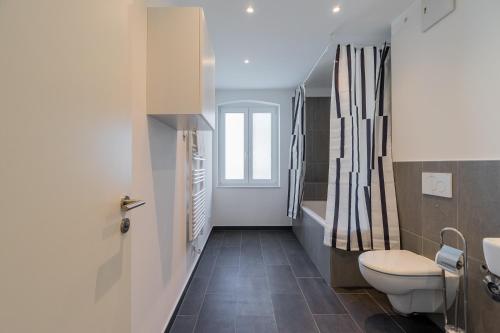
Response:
[438,227,468,333]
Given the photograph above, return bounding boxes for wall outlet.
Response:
[422,172,452,198]
[421,0,455,32]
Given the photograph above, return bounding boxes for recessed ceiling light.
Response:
[333,6,341,13]
[244,59,250,64]
[246,6,254,14]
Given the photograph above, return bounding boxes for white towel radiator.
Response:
[188,130,207,241]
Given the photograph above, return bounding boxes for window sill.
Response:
[216,184,281,189]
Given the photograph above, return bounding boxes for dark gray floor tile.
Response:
[198,293,238,322]
[238,263,266,278]
[211,230,226,239]
[203,246,221,257]
[241,242,262,255]
[205,239,223,249]
[171,315,197,333]
[236,276,273,316]
[271,293,319,333]
[262,245,288,265]
[194,318,235,333]
[287,253,321,278]
[206,231,225,248]
[333,287,368,294]
[272,230,296,241]
[390,314,442,333]
[216,247,240,266]
[266,265,301,294]
[236,276,270,306]
[280,238,306,256]
[260,231,282,248]
[223,231,242,247]
[207,266,239,293]
[236,315,278,333]
[195,254,217,278]
[241,231,261,246]
[279,230,297,239]
[338,293,403,333]
[180,230,442,333]
[237,283,273,316]
[237,295,274,316]
[313,314,362,333]
[237,275,269,293]
[363,315,405,333]
[195,293,237,333]
[366,288,394,314]
[179,277,210,315]
[240,254,264,266]
[297,278,346,314]
[240,244,264,265]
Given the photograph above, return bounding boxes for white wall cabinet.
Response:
[147,7,215,130]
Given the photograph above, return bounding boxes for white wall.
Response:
[130,2,213,332]
[213,89,294,226]
[391,0,500,161]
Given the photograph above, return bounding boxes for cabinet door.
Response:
[200,9,216,129]
[147,7,201,117]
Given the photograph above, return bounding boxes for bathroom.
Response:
[175,0,500,332]
[1,1,500,333]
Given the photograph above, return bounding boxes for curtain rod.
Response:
[302,40,334,86]
[301,39,391,87]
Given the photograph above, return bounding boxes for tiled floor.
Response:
[170,230,442,333]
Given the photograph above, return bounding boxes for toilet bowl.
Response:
[359,250,459,315]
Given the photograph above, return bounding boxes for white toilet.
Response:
[359,250,459,315]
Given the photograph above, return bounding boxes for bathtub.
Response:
[293,201,370,288]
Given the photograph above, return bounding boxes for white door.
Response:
[0,1,135,332]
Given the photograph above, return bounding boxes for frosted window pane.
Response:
[225,113,245,179]
[252,113,272,180]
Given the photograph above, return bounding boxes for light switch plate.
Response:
[421,0,455,32]
[422,172,452,198]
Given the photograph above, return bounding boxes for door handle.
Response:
[121,196,146,212]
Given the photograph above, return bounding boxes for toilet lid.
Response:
[359,250,442,276]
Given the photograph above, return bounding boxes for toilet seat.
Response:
[359,250,441,277]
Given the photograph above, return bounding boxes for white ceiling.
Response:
[153,0,413,89]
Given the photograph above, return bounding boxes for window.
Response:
[218,102,279,187]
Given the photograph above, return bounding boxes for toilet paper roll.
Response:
[435,245,464,274]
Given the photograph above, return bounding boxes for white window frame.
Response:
[217,101,280,188]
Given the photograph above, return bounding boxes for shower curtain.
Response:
[287,85,306,219]
[324,45,400,251]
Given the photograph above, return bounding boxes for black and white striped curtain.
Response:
[324,45,400,251]
[287,85,306,219]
